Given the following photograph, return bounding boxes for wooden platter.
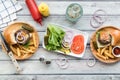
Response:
[1,22,39,60]
[90,26,120,63]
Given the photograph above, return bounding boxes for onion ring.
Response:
[16,32,25,40]
[16,32,26,43]
[56,55,67,66]
[90,9,107,28]
[56,58,67,66]
[58,61,69,69]
[55,55,69,69]
[90,16,103,28]
[64,30,74,44]
[86,57,96,67]
[93,9,107,23]
[93,15,106,24]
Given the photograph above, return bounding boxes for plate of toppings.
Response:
[90,26,120,63]
[43,23,88,58]
[1,22,39,60]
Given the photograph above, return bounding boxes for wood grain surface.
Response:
[0,0,120,80]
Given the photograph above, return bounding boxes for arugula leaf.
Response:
[23,41,30,48]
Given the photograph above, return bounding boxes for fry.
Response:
[29,42,34,46]
[97,48,101,53]
[109,46,112,54]
[101,46,107,55]
[32,33,37,47]
[10,45,17,54]
[26,49,34,53]
[17,44,34,53]
[29,46,36,50]
[22,46,34,53]
[104,50,114,59]
[22,53,29,58]
[105,50,109,53]
[17,44,23,50]
[96,52,107,60]
[105,55,109,60]
[20,50,28,54]
[17,48,21,57]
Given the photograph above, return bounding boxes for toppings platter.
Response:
[1,22,39,60]
[43,23,88,58]
[90,26,120,63]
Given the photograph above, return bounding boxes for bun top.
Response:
[4,22,33,45]
[4,23,22,44]
[109,29,120,46]
[104,27,120,46]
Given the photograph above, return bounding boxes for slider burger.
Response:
[96,30,111,47]
[96,28,120,47]
[4,24,31,45]
[15,29,30,45]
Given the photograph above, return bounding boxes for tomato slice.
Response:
[71,35,84,54]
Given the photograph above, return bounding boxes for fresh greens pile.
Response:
[44,24,65,50]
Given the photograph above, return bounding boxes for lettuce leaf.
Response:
[45,24,65,50]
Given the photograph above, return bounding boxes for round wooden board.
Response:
[90,26,120,63]
[1,22,39,60]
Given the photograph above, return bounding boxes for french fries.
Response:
[96,52,107,60]
[9,32,38,58]
[104,50,114,59]
[96,45,115,60]
[97,48,101,53]
[17,48,21,57]
[32,33,37,47]
[109,46,112,54]
[10,45,17,54]
[100,46,107,55]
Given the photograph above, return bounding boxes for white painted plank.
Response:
[0,75,35,80]
[0,75,120,80]
[10,15,120,32]
[0,0,119,76]
[37,75,120,80]
[0,60,119,74]
[18,1,120,15]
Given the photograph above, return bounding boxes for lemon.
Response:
[38,2,49,17]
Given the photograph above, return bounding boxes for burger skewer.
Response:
[0,32,22,73]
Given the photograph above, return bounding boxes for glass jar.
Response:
[66,3,83,22]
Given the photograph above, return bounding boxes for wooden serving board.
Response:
[90,26,120,63]
[1,22,40,60]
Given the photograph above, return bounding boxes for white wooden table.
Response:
[1,0,120,80]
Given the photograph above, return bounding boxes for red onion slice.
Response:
[90,16,103,28]
[62,30,74,48]
[55,55,69,69]
[16,32,26,43]
[56,58,67,66]
[58,61,69,69]
[15,29,30,44]
[93,9,107,23]
[86,58,96,67]
[64,31,74,43]
[90,9,107,28]
[93,15,106,24]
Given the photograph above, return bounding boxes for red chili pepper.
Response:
[25,0,42,25]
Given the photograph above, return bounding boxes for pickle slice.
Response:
[22,24,34,32]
